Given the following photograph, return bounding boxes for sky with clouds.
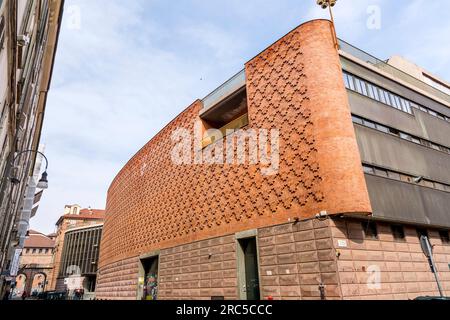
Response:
[31,0,450,234]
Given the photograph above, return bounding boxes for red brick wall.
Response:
[95,257,139,300]
[158,235,238,300]
[98,20,371,274]
[331,219,450,299]
[258,219,341,300]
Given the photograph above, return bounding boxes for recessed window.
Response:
[363,221,378,240]
[374,168,388,177]
[388,128,400,136]
[399,132,412,141]
[417,228,428,239]
[343,74,350,88]
[363,165,375,174]
[201,88,249,148]
[362,119,376,129]
[411,137,421,144]
[375,124,389,133]
[391,225,405,241]
[439,230,450,244]
[352,115,363,125]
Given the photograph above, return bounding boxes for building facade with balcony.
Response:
[0,0,64,294]
[96,19,450,300]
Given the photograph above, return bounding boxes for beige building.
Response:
[0,0,64,297]
[14,230,55,297]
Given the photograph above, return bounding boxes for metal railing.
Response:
[201,69,246,115]
[338,39,450,104]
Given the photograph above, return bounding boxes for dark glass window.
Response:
[391,225,405,240]
[417,228,428,239]
[363,221,378,239]
[439,230,450,244]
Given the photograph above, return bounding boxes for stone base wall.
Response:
[332,219,450,300]
[95,257,139,300]
[95,219,450,300]
[158,235,238,300]
[258,219,341,300]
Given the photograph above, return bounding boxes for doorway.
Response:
[237,237,260,300]
[140,256,159,300]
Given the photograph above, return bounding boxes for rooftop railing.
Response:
[201,69,246,115]
[338,39,450,105]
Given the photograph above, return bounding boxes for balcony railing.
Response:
[339,39,450,105]
[201,69,246,115]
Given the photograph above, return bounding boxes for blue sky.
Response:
[32,0,450,233]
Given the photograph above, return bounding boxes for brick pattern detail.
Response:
[332,220,450,300]
[158,235,238,300]
[258,220,341,300]
[95,257,139,300]
[98,19,371,271]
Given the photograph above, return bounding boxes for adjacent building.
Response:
[48,204,104,298]
[14,230,55,297]
[95,19,450,300]
[0,0,64,294]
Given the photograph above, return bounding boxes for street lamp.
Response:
[9,150,49,189]
[316,0,339,50]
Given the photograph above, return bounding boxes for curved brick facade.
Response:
[96,20,372,300]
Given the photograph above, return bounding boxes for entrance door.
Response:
[238,237,260,300]
[140,256,159,300]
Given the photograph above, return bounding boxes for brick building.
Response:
[14,230,55,297]
[96,19,450,300]
[48,204,104,293]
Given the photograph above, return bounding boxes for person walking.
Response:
[2,287,11,301]
[21,290,28,301]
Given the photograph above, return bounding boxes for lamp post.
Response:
[316,0,339,50]
[9,150,49,189]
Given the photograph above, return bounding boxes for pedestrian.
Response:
[2,287,11,301]
[21,290,28,301]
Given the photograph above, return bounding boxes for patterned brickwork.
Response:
[98,19,370,270]
[158,235,238,300]
[258,219,341,300]
[331,219,450,300]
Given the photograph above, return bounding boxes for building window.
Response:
[362,165,374,174]
[391,225,405,241]
[343,71,450,122]
[351,114,450,154]
[363,221,378,240]
[439,230,450,244]
[200,87,249,148]
[417,228,428,239]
